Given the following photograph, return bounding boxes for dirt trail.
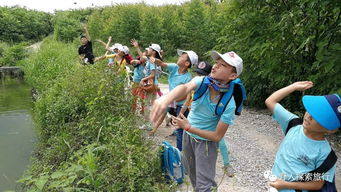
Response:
[148,84,341,192]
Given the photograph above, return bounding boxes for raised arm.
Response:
[105,36,112,50]
[150,57,168,68]
[96,39,107,47]
[83,24,91,41]
[150,81,197,123]
[131,39,144,58]
[265,81,313,113]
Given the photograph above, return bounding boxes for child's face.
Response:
[118,51,125,56]
[303,112,330,133]
[176,53,190,67]
[210,58,237,83]
[147,48,153,56]
[80,37,88,45]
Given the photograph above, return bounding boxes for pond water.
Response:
[0,79,35,191]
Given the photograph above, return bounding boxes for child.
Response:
[265,81,340,191]
[151,50,243,191]
[130,40,149,115]
[150,49,198,151]
[78,24,95,65]
[96,37,122,66]
[140,43,163,123]
[180,61,235,177]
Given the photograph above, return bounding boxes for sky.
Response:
[0,0,189,13]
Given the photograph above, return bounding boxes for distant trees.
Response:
[0,6,53,43]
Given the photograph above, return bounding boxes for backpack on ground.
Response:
[286,118,338,192]
[193,77,247,116]
[161,141,184,184]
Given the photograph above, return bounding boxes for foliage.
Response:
[22,37,78,92]
[0,42,28,66]
[53,9,93,42]
[20,38,172,191]
[215,0,341,110]
[10,0,341,190]
[0,6,52,43]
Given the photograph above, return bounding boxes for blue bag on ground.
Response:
[161,141,184,184]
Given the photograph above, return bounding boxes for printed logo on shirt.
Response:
[297,155,312,166]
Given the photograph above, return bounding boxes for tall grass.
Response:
[20,38,172,191]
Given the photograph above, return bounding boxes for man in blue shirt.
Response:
[151,50,243,191]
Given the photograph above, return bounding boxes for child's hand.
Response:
[270,179,286,190]
[291,81,313,91]
[131,39,139,47]
[150,56,155,63]
[172,113,189,129]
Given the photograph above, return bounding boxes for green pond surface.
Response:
[0,79,35,191]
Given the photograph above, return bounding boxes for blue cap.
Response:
[302,94,341,130]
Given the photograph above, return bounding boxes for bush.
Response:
[0,42,28,66]
[20,38,172,191]
[0,6,52,43]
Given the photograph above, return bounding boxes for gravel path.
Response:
[148,84,341,192]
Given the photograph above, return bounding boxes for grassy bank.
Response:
[20,38,172,191]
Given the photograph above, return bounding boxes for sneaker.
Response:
[223,164,235,177]
[139,125,147,130]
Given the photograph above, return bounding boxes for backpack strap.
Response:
[215,82,235,116]
[295,150,337,192]
[285,118,303,136]
[310,149,337,175]
[216,78,247,116]
[231,78,247,115]
[193,76,209,101]
[193,77,247,116]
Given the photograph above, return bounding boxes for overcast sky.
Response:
[0,0,190,13]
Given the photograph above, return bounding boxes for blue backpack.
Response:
[193,77,247,116]
[161,141,184,184]
[287,118,338,192]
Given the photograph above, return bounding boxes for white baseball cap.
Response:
[211,51,243,76]
[147,44,162,58]
[118,45,129,55]
[177,49,198,66]
[110,43,122,52]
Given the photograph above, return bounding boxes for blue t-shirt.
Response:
[272,103,336,192]
[143,60,158,85]
[167,63,192,105]
[108,51,115,64]
[187,76,236,141]
[133,64,145,83]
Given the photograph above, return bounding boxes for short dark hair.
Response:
[155,51,163,61]
[231,66,237,74]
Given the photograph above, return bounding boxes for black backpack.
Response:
[286,118,338,192]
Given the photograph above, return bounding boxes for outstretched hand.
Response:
[149,56,155,63]
[131,39,139,48]
[291,81,313,91]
